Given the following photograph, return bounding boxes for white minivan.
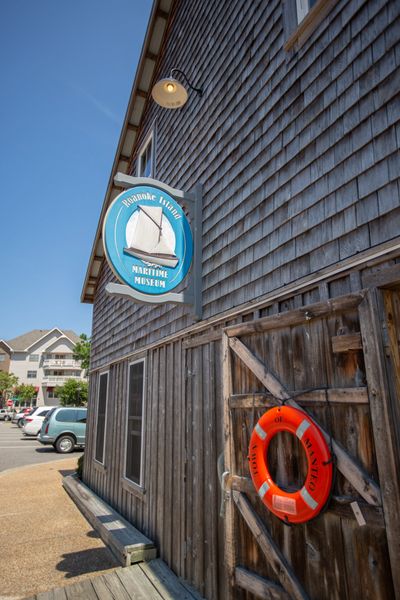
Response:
[22,406,57,436]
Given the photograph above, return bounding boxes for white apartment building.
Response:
[0,328,87,406]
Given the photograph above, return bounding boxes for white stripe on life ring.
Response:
[300,487,318,510]
[258,481,270,499]
[296,419,310,440]
[255,422,267,440]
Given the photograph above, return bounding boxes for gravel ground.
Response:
[0,457,119,600]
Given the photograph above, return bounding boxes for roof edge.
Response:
[0,340,12,353]
[25,328,78,351]
[81,0,175,304]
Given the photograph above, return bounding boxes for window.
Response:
[295,0,317,23]
[283,0,336,51]
[47,391,58,399]
[55,409,77,423]
[125,360,145,486]
[29,354,39,362]
[54,408,87,422]
[0,355,5,362]
[27,371,37,379]
[76,409,87,423]
[138,132,154,177]
[95,372,108,464]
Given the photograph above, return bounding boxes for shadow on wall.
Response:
[56,548,119,578]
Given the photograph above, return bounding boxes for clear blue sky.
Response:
[0,0,153,341]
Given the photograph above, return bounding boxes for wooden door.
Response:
[222,290,400,600]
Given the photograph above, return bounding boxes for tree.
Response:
[55,379,88,407]
[14,384,37,406]
[73,334,91,371]
[0,372,18,404]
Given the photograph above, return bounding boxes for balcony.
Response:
[42,359,82,369]
[42,375,83,386]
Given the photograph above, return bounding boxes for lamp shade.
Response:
[151,77,188,109]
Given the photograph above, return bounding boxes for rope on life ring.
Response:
[248,406,333,524]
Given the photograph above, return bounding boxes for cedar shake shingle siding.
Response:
[90,0,400,370]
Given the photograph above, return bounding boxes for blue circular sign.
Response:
[103,185,193,295]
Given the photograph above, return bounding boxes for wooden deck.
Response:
[25,558,204,600]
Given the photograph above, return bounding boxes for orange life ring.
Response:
[248,406,333,524]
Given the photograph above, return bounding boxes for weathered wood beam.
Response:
[383,290,400,401]
[231,477,384,528]
[182,329,221,349]
[228,336,382,505]
[331,333,363,353]
[127,123,139,132]
[235,567,290,600]
[225,293,364,337]
[362,263,400,289]
[222,332,237,600]
[156,8,169,20]
[145,50,158,62]
[233,491,310,600]
[229,387,368,409]
[359,290,400,599]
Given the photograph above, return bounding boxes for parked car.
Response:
[22,406,56,436]
[13,407,35,427]
[38,407,87,453]
[0,408,13,421]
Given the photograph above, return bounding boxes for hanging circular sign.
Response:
[103,185,193,295]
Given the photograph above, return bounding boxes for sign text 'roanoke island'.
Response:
[121,191,182,220]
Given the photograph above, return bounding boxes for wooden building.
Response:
[81,0,400,598]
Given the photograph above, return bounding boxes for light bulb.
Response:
[165,82,176,93]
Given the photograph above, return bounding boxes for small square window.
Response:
[27,371,37,379]
[283,0,336,52]
[138,132,154,178]
[29,354,39,362]
[295,0,318,23]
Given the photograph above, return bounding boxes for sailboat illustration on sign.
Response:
[124,205,179,268]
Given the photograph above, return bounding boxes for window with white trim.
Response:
[295,0,317,23]
[125,360,145,486]
[0,355,5,362]
[27,371,37,379]
[95,372,108,464]
[283,0,335,51]
[29,354,39,362]
[137,132,154,178]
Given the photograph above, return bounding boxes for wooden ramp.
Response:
[25,559,204,600]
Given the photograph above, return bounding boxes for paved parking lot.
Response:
[0,421,81,472]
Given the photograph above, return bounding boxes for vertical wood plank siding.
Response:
[85,339,224,599]
[84,0,400,598]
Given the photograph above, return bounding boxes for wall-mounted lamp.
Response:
[151,68,203,109]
